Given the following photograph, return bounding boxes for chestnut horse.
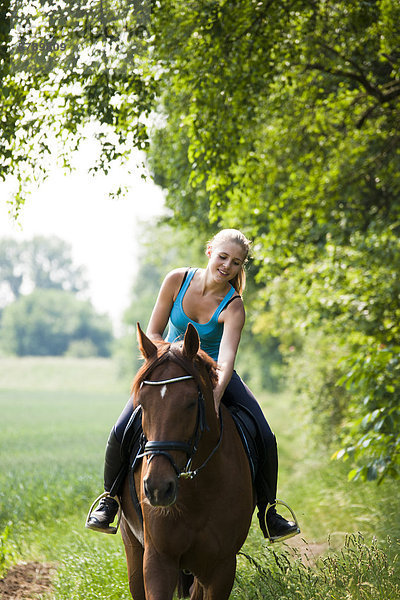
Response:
[119,323,255,600]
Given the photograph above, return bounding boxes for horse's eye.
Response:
[186,400,197,410]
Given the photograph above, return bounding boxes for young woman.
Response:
[86,228,299,542]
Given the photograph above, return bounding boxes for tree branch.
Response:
[356,103,379,129]
[304,62,386,103]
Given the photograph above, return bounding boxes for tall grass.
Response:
[235,534,400,600]
[0,357,399,599]
[259,388,400,546]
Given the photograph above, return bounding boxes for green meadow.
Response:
[0,357,399,599]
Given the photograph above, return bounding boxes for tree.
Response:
[0,237,24,305]
[0,236,88,308]
[1,288,113,356]
[145,1,400,482]
[1,0,156,214]
[25,236,88,293]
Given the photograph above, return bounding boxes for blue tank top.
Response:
[165,268,236,361]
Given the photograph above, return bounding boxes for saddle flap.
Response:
[120,406,144,524]
[228,404,260,483]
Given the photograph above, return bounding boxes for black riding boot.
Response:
[256,434,299,542]
[85,429,126,534]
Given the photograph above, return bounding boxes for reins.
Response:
[137,373,223,480]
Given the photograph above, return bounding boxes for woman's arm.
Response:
[146,269,187,341]
[214,299,245,414]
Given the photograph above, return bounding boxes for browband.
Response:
[140,375,194,387]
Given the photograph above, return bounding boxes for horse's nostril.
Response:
[165,480,175,499]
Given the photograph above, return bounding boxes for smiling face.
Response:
[207,241,247,285]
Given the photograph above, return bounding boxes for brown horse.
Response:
[119,323,255,600]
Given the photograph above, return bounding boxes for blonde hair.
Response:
[207,229,252,295]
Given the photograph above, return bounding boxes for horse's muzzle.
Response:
[143,471,178,507]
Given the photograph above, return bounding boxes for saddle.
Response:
[120,403,262,523]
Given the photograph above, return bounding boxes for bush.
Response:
[66,339,100,358]
[285,329,351,448]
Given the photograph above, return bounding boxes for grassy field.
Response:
[0,357,399,599]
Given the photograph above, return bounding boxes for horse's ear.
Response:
[182,323,200,361]
[137,323,158,359]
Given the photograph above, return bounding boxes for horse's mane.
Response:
[130,340,218,400]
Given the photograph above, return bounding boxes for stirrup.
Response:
[85,492,122,535]
[264,499,300,544]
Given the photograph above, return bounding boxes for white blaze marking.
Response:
[160,385,167,400]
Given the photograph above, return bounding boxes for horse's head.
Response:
[132,323,218,508]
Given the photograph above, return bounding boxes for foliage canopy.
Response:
[148,0,400,482]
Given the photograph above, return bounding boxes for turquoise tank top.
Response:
[165,268,236,361]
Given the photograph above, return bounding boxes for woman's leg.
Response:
[86,398,135,533]
[223,372,299,541]
[103,396,138,493]
[223,372,277,503]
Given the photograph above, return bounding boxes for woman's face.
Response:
[207,241,247,284]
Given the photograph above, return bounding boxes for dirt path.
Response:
[286,536,329,566]
[0,562,55,600]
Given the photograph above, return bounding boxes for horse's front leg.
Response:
[120,516,145,600]
[201,556,237,600]
[143,545,179,600]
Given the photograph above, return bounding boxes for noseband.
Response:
[137,374,223,480]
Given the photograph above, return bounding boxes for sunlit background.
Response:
[0,142,165,333]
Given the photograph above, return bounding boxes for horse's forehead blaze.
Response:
[144,380,195,407]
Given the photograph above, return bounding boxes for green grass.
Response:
[0,357,399,599]
[0,358,129,577]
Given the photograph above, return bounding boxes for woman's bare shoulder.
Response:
[160,267,191,296]
[228,294,245,315]
[163,267,190,284]
[220,293,245,324]
[166,267,190,277]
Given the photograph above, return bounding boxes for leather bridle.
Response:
[137,374,223,480]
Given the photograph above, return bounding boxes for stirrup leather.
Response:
[85,492,122,534]
[264,499,300,543]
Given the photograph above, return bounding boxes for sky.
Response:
[0,143,166,334]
